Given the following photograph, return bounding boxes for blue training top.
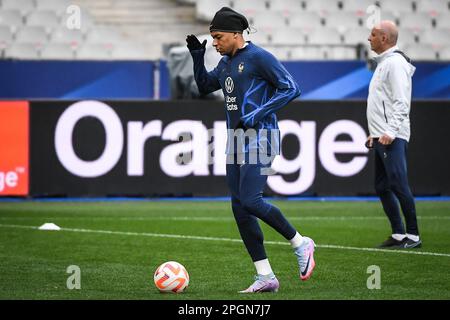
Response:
[190,41,301,155]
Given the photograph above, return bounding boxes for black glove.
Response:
[186,34,207,51]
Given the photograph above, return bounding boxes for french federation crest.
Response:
[238,62,244,73]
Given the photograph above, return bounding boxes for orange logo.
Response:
[0,101,29,196]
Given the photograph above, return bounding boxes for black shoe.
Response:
[400,238,422,249]
[377,236,407,249]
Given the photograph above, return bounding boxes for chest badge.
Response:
[238,62,244,73]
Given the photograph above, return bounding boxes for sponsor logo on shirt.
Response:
[225,77,234,93]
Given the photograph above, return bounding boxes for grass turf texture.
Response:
[0,201,449,300]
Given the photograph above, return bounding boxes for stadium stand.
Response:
[0,0,448,61]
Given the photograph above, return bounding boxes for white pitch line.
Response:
[1,223,450,258]
[0,216,449,221]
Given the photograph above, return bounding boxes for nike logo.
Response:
[403,241,421,249]
[301,255,311,277]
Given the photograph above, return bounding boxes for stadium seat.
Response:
[397,28,417,47]
[35,0,72,16]
[268,0,303,12]
[1,0,35,16]
[327,46,358,59]
[418,29,450,46]
[343,27,370,45]
[416,0,450,14]
[0,10,23,31]
[341,0,380,14]
[290,45,327,60]
[404,44,437,60]
[438,46,450,60]
[399,12,434,30]
[288,12,322,28]
[306,27,343,45]
[15,26,48,44]
[246,10,287,28]
[324,11,362,30]
[26,10,60,31]
[303,0,340,14]
[112,43,149,60]
[265,46,291,60]
[4,42,39,59]
[435,15,450,28]
[195,0,232,21]
[50,28,84,46]
[85,26,124,45]
[246,29,271,45]
[271,27,306,45]
[0,25,13,48]
[40,43,74,59]
[232,0,268,12]
[77,43,112,60]
[378,0,415,14]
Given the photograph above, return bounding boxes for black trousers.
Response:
[374,138,419,235]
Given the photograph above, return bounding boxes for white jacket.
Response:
[367,46,416,142]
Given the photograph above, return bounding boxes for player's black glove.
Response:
[186,34,207,51]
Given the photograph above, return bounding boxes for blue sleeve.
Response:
[190,49,222,95]
[241,51,301,127]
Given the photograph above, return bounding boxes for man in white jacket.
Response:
[366,21,421,249]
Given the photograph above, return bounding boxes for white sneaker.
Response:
[239,275,279,293]
[294,237,316,281]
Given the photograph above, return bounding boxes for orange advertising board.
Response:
[0,101,29,196]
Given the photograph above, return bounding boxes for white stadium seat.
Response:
[307,27,343,45]
[271,27,306,45]
[416,0,450,14]
[327,46,358,59]
[77,43,112,60]
[195,0,232,21]
[40,43,74,59]
[435,15,450,28]
[112,43,149,60]
[303,0,340,13]
[15,26,48,44]
[35,0,72,16]
[0,10,23,30]
[232,0,267,12]
[1,0,35,16]
[0,25,13,47]
[418,29,450,46]
[268,0,303,12]
[397,28,417,47]
[343,27,370,45]
[26,10,60,30]
[404,44,437,60]
[324,11,362,30]
[288,12,322,28]
[85,26,124,45]
[290,46,327,60]
[51,28,84,46]
[246,29,271,45]
[378,0,415,14]
[438,46,450,60]
[341,0,379,13]
[246,10,287,28]
[4,42,39,59]
[265,46,291,60]
[399,12,434,30]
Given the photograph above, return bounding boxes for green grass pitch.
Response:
[0,200,449,300]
